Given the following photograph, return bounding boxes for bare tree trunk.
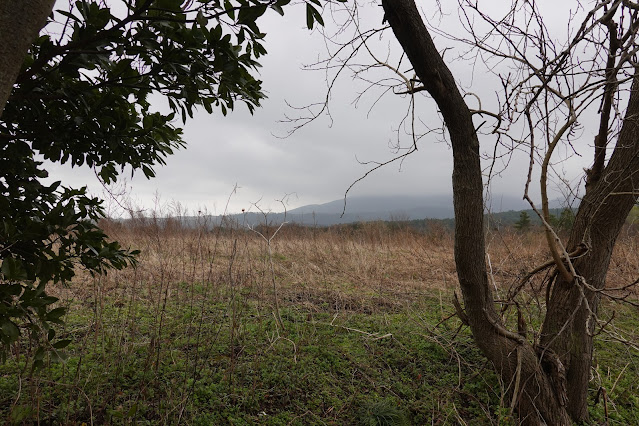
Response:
[381,1,574,423]
[540,74,639,422]
[0,0,56,118]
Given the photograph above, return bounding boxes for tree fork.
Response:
[381,0,571,423]
[540,71,639,422]
[586,10,620,189]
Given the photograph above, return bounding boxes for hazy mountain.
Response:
[286,195,453,221]
[235,194,538,227]
[126,194,567,228]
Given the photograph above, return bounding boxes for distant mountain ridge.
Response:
[122,195,569,228]
[285,195,455,222]
[225,194,541,227]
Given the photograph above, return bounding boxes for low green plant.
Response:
[358,399,409,426]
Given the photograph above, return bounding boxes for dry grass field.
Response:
[92,215,639,315]
[1,213,638,424]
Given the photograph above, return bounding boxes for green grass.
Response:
[1,288,638,425]
[589,303,639,425]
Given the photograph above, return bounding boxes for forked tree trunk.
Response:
[382,0,639,424]
[540,74,639,422]
[0,0,56,118]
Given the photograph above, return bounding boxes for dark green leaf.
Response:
[238,4,267,25]
[154,0,183,12]
[1,258,28,281]
[46,307,67,322]
[306,3,314,29]
[52,339,72,349]
[127,403,139,417]
[271,4,284,16]
[1,320,20,341]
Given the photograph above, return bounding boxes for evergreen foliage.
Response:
[0,0,327,358]
[514,211,531,231]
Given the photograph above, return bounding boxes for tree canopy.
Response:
[0,0,327,358]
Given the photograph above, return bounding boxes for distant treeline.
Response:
[381,208,575,233]
[110,208,574,233]
[106,206,639,242]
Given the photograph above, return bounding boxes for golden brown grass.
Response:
[61,216,639,313]
[9,214,639,425]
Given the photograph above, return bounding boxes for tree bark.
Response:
[540,73,639,422]
[381,1,573,424]
[0,0,56,119]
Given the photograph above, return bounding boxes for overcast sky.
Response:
[45,1,594,216]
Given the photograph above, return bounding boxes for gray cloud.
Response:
[44,2,591,216]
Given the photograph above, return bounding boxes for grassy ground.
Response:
[1,216,638,424]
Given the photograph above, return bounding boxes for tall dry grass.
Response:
[86,215,639,303]
[8,209,638,423]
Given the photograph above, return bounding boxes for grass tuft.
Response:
[358,399,409,426]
